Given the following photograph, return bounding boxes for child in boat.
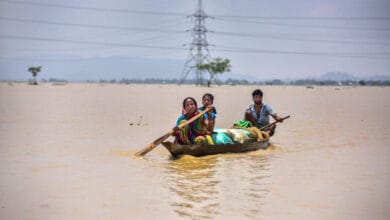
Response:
[173,97,207,145]
[198,93,217,135]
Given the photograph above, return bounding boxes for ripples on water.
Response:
[163,150,275,220]
[2,85,389,219]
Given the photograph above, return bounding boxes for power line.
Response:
[215,14,390,21]
[2,16,388,46]
[1,34,389,59]
[3,15,388,46]
[0,34,185,50]
[0,0,187,16]
[3,0,388,21]
[215,17,390,32]
[0,16,186,34]
[4,0,390,23]
[0,16,188,48]
[215,46,390,59]
[0,55,97,62]
[212,31,390,46]
[0,46,101,52]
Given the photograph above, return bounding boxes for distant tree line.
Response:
[88,78,390,86]
[282,79,390,86]
[23,63,389,86]
[41,78,68,83]
[8,77,390,86]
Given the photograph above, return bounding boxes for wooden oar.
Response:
[135,107,211,157]
[259,115,290,131]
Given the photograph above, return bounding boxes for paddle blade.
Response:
[135,143,158,157]
[134,132,173,156]
[134,107,210,157]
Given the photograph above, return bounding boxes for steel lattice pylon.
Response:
[180,0,211,85]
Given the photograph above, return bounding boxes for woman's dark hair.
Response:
[182,97,197,108]
[202,93,214,103]
[252,89,263,97]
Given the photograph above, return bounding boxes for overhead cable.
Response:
[1,34,389,59]
[0,0,187,16]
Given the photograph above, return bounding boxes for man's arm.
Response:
[271,113,284,122]
[245,110,257,127]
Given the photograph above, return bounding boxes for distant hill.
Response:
[318,72,357,81]
[316,72,390,81]
[363,75,390,81]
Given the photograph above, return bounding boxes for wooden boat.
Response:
[161,139,269,157]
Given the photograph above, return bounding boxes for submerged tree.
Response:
[28,66,42,85]
[198,58,231,87]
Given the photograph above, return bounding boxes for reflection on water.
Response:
[217,154,272,219]
[164,155,220,219]
[2,84,390,220]
[244,155,272,217]
[164,152,273,219]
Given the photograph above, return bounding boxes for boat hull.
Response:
[161,140,269,157]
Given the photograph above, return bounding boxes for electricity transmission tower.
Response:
[179,0,211,85]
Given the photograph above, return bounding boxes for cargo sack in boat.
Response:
[238,129,251,137]
[227,129,252,144]
[212,132,234,145]
[205,135,214,145]
[233,120,253,128]
[213,127,229,133]
[261,131,270,140]
[241,127,269,141]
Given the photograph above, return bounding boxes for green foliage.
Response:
[27,66,42,85]
[197,57,231,87]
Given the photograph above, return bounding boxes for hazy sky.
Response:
[0,0,389,81]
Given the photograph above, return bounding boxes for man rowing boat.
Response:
[244,89,284,136]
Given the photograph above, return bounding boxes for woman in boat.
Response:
[173,97,208,145]
[198,93,217,135]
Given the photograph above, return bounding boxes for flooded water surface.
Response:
[0,84,389,219]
